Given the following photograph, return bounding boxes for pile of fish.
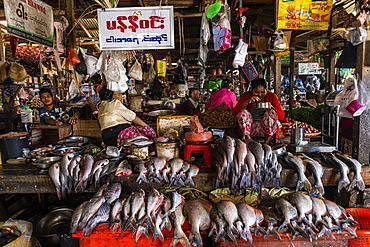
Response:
[213,137,282,192]
[135,157,199,187]
[48,153,113,199]
[123,136,153,147]
[209,192,357,244]
[282,152,365,195]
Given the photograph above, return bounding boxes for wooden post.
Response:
[0,33,5,61]
[274,56,281,99]
[65,0,76,48]
[288,39,295,115]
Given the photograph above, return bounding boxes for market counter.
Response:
[0,163,369,194]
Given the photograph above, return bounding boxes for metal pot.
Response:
[147,109,176,118]
[32,156,61,169]
[256,102,271,109]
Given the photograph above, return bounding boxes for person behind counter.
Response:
[206,79,237,109]
[39,88,80,125]
[176,88,202,116]
[98,87,156,150]
[232,78,284,145]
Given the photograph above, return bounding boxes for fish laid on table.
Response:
[115,159,132,176]
[282,152,312,192]
[83,202,111,237]
[184,165,199,186]
[298,153,325,195]
[122,189,146,232]
[321,153,350,192]
[49,162,62,200]
[136,162,148,184]
[209,207,227,243]
[150,157,167,181]
[76,154,94,192]
[109,198,124,232]
[258,206,281,241]
[78,196,105,231]
[171,202,190,247]
[104,182,122,205]
[215,200,238,244]
[70,201,89,234]
[335,153,365,191]
[236,203,256,243]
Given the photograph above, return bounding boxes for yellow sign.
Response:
[277,0,333,30]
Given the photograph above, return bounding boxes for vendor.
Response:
[176,88,202,116]
[98,87,156,149]
[206,79,237,109]
[39,88,80,125]
[232,78,284,144]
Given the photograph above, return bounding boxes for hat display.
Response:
[0,61,9,83]
[8,63,29,82]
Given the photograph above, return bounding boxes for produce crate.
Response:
[157,115,198,137]
[345,207,370,246]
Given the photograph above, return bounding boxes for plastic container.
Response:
[210,128,225,139]
[20,109,33,123]
[156,141,179,160]
[345,207,370,247]
[0,133,29,160]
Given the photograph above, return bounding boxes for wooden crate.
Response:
[73,119,102,143]
[31,124,72,146]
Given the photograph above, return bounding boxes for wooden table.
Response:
[31,124,72,146]
[0,163,368,194]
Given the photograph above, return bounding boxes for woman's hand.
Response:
[242,96,261,108]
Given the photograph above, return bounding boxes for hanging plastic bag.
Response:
[127,59,143,81]
[104,51,129,93]
[156,60,167,77]
[269,29,287,51]
[85,55,99,77]
[334,74,362,118]
[66,79,80,101]
[233,39,248,68]
[239,61,258,82]
[75,48,88,75]
[347,27,367,46]
[67,48,80,67]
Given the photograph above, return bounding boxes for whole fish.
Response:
[298,153,325,195]
[140,188,162,230]
[93,166,103,189]
[262,143,273,166]
[236,203,256,243]
[321,153,350,192]
[184,165,199,186]
[209,207,227,243]
[161,166,171,183]
[152,212,164,242]
[323,199,357,236]
[49,162,62,200]
[122,189,145,232]
[83,202,111,237]
[311,197,332,239]
[335,153,365,191]
[78,196,105,230]
[221,136,236,164]
[60,153,74,198]
[259,206,281,241]
[70,201,89,234]
[73,164,81,188]
[235,139,248,177]
[94,182,110,198]
[288,192,317,234]
[91,159,110,176]
[283,152,312,192]
[215,200,238,244]
[104,183,122,204]
[162,191,184,220]
[151,157,167,180]
[184,198,213,247]
[168,158,184,184]
[121,194,132,223]
[170,201,190,247]
[76,154,94,192]
[245,148,260,192]
[136,162,148,184]
[124,136,149,146]
[248,141,265,168]
[109,198,124,231]
[68,155,82,180]
[253,207,266,235]
[274,198,298,231]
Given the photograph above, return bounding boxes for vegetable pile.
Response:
[201,103,237,127]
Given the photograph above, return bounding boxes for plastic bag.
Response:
[127,59,143,81]
[334,74,361,118]
[239,61,258,82]
[66,79,80,101]
[85,55,98,77]
[75,48,88,75]
[348,27,367,46]
[103,51,129,93]
[233,39,248,68]
[269,29,286,51]
[67,48,80,67]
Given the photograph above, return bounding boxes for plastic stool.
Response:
[184,144,212,167]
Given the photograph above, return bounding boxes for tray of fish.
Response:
[57,136,90,147]
[33,156,61,170]
[52,147,83,156]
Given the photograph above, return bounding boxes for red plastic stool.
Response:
[184,144,212,167]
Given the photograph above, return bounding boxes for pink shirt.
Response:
[206,88,237,109]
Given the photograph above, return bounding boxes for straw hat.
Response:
[0,61,9,83]
[8,63,29,82]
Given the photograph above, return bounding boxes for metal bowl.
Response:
[57,136,90,147]
[33,156,61,169]
[32,207,74,246]
[52,147,82,156]
[257,102,271,109]
[147,109,176,117]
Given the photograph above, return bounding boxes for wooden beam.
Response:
[66,0,76,48]
[77,21,100,51]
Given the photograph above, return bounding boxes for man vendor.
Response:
[39,88,80,125]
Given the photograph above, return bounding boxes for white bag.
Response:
[233,39,248,68]
[269,29,287,51]
[127,59,143,81]
[334,74,361,118]
[66,79,80,101]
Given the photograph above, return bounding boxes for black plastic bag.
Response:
[75,49,88,75]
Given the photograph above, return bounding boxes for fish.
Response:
[84,202,111,237]
[136,162,148,184]
[124,136,150,146]
[162,191,184,220]
[262,143,273,166]
[68,155,82,180]
[59,153,74,198]
[152,212,165,242]
[121,194,132,223]
[122,189,145,232]
[221,136,236,165]
[161,166,171,183]
[253,207,266,235]
[115,160,132,176]
[168,158,184,185]
[109,198,124,231]
[215,200,238,244]
[184,165,199,186]
[335,153,365,191]
[49,162,62,200]
[235,139,248,177]
[259,206,281,241]
[298,153,325,195]
[311,197,335,239]
[184,198,213,247]
[78,196,105,230]
[170,200,190,247]
[94,182,110,198]
[323,199,357,236]
[151,157,167,180]
[93,166,103,189]
[104,183,122,205]
[282,152,312,192]
[274,197,298,231]
[209,207,227,243]
[139,188,163,230]
[247,141,265,168]
[91,159,110,177]
[288,192,313,225]
[245,148,261,192]
[321,153,350,192]
[76,154,94,192]
[236,203,256,243]
[70,201,89,234]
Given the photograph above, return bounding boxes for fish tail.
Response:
[245,230,253,244]
[184,178,195,186]
[189,232,203,246]
[55,186,62,200]
[170,232,190,247]
[306,227,316,241]
[338,177,350,192]
[342,223,357,237]
[318,225,336,239]
[278,223,287,231]
[135,226,149,242]
[256,224,267,235]
[349,177,366,191]
[297,178,312,192]
[83,226,92,237]
[152,228,164,242]
[70,224,78,234]
[136,174,148,184]
[271,228,282,241]
[214,230,225,243]
[112,222,120,233]
[227,230,237,244]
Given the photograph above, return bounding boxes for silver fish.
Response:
[321,153,350,192]
[141,188,162,230]
[221,136,236,165]
[161,166,171,183]
[104,183,122,204]
[168,158,184,180]
[122,189,145,232]
[335,153,365,191]
[184,198,213,247]
[274,198,298,231]
[288,192,316,232]
[298,153,325,195]
[76,154,94,192]
[236,202,256,243]
[215,200,238,244]
[185,165,199,186]
[152,157,167,180]
[235,139,247,177]
[68,155,82,180]
[109,198,124,231]
[60,153,74,198]
[209,206,227,243]
[84,202,111,237]
[170,202,190,247]
[152,212,164,242]
[262,143,272,166]
[283,152,312,192]
[70,201,88,234]
[245,148,260,192]
[78,196,105,230]
[94,182,110,198]
[91,159,110,176]
[259,206,281,241]
[162,191,184,220]
[136,162,148,184]
[253,207,266,235]
[49,162,62,200]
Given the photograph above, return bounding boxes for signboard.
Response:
[3,0,54,47]
[277,0,333,30]
[98,6,174,50]
[298,63,321,75]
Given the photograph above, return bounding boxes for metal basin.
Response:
[32,207,74,246]
[147,109,176,117]
[52,147,82,156]
[57,136,90,147]
[32,156,61,169]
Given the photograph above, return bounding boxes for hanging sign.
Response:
[298,63,321,75]
[3,0,54,47]
[277,0,333,30]
[98,6,174,50]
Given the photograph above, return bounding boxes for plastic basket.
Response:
[345,207,370,247]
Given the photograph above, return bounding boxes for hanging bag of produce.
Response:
[239,61,258,82]
[269,29,287,51]
[334,74,362,118]
[75,47,88,75]
[127,59,143,81]
[232,39,248,68]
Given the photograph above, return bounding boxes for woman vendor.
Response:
[98,87,156,151]
[206,79,237,109]
[232,78,284,145]
[176,88,202,116]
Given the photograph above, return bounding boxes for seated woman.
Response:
[206,78,237,109]
[232,78,284,145]
[98,87,156,153]
[176,88,202,116]
[39,88,80,125]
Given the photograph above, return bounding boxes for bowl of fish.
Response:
[123,136,153,148]
[28,146,55,158]
[57,136,90,147]
[32,156,61,170]
[32,207,74,246]
[147,109,176,118]
[51,147,82,156]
